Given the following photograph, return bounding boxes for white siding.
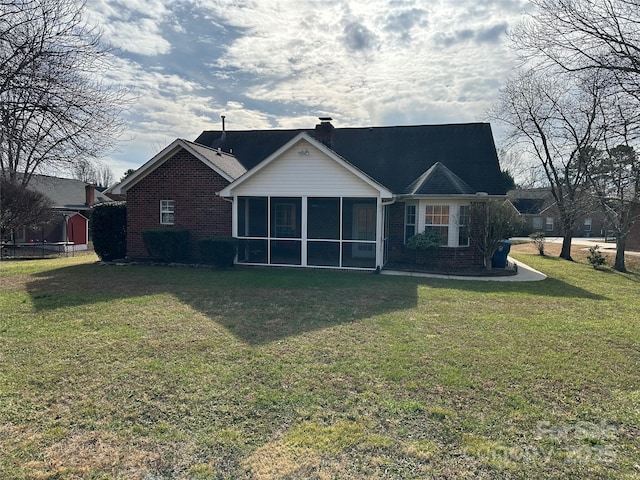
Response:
[232,140,379,197]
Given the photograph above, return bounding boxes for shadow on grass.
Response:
[25,262,607,344]
[25,263,419,345]
[417,276,608,300]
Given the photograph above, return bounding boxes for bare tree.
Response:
[512,0,640,98]
[72,159,114,187]
[0,177,53,239]
[72,159,97,184]
[584,144,640,271]
[95,164,114,188]
[491,70,603,260]
[0,0,128,186]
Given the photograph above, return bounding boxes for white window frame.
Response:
[584,218,592,232]
[424,204,450,246]
[532,217,543,230]
[411,200,471,247]
[160,200,175,225]
[545,216,554,232]
[458,205,471,247]
[405,204,417,243]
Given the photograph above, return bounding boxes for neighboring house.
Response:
[10,174,112,251]
[508,188,609,238]
[113,119,508,271]
[625,204,640,251]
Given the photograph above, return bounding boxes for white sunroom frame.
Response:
[218,133,393,270]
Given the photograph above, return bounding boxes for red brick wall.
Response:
[628,205,640,251]
[126,149,232,260]
[386,201,485,270]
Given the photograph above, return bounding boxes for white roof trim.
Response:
[218,132,393,198]
[110,138,237,194]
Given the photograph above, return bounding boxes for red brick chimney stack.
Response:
[315,117,334,148]
[85,184,95,206]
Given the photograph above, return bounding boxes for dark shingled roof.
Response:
[507,188,556,214]
[195,123,506,195]
[405,162,476,195]
[511,198,546,214]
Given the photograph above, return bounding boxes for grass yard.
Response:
[0,244,639,479]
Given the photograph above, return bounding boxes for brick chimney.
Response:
[315,117,334,148]
[85,184,95,206]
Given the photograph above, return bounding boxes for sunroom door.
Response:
[352,203,376,258]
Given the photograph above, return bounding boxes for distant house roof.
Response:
[22,174,112,210]
[508,188,556,214]
[195,122,506,196]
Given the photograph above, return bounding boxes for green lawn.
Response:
[0,249,639,479]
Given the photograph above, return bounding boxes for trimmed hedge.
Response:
[198,237,238,267]
[141,228,190,263]
[90,202,126,261]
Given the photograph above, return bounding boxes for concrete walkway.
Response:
[381,257,547,282]
[524,236,640,257]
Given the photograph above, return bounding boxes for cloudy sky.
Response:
[85,0,532,183]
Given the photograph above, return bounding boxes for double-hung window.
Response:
[160,200,175,225]
[532,217,543,230]
[425,205,449,246]
[458,205,470,247]
[405,204,416,243]
[545,217,554,232]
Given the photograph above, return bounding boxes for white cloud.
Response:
[201,0,522,125]
[86,0,529,182]
[86,0,173,55]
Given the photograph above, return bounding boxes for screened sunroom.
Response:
[219,133,393,270]
[235,196,384,269]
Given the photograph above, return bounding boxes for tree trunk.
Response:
[614,235,627,272]
[560,233,573,261]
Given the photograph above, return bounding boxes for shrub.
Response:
[587,244,607,269]
[406,229,442,250]
[198,237,238,267]
[90,202,126,261]
[141,228,190,262]
[530,232,546,256]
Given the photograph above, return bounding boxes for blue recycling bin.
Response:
[491,240,511,269]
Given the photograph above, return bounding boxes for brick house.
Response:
[508,188,610,238]
[113,119,508,271]
[7,174,112,252]
[628,205,640,250]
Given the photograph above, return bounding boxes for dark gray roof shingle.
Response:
[405,162,477,195]
[195,123,506,195]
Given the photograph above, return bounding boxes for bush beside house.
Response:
[141,229,191,263]
[90,202,126,261]
[198,237,238,267]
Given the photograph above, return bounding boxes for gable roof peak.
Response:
[405,161,476,196]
